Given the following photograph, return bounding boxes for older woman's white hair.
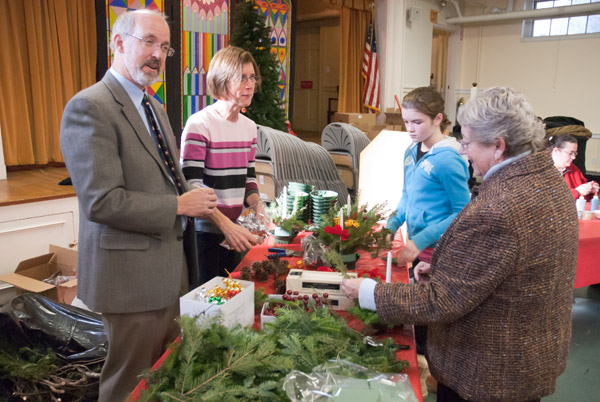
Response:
[457,87,546,157]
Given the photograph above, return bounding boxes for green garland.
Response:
[138,307,408,401]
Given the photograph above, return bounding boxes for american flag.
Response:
[362,14,380,113]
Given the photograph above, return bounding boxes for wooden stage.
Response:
[0,167,75,207]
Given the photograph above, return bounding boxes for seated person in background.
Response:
[549,134,599,200]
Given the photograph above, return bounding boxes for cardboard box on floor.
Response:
[384,108,406,131]
[332,112,377,128]
[0,245,78,304]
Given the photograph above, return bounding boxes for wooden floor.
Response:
[0,167,75,206]
[293,130,321,145]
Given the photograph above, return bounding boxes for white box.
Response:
[260,294,283,329]
[180,277,255,328]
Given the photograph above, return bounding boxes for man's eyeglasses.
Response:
[126,33,175,57]
[558,148,577,158]
[240,74,261,84]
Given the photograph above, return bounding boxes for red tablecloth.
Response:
[575,219,600,288]
[131,231,422,402]
[233,231,422,402]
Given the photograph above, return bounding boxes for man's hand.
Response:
[177,188,217,218]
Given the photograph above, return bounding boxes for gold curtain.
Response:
[431,30,449,99]
[338,6,369,113]
[318,0,372,11]
[0,0,96,166]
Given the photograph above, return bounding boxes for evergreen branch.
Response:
[184,349,252,396]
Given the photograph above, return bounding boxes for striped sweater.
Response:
[180,103,258,233]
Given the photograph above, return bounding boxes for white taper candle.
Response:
[386,251,392,283]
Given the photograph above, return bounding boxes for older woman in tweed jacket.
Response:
[343,87,579,402]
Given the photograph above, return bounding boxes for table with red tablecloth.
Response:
[131,231,422,402]
[575,219,600,288]
[231,231,423,401]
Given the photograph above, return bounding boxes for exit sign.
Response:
[301,81,313,89]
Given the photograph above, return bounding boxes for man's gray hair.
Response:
[110,9,168,52]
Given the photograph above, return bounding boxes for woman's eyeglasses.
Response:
[558,148,577,158]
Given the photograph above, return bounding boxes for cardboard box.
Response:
[384,110,405,129]
[0,245,78,304]
[365,125,388,141]
[180,277,255,328]
[332,112,377,128]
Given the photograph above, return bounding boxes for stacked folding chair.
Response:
[320,122,371,194]
[255,125,349,206]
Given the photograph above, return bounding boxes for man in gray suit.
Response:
[60,9,216,401]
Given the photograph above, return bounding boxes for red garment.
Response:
[563,163,592,201]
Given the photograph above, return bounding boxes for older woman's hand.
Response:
[341,278,365,299]
[414,261,432,283]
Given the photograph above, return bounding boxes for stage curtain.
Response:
[338,6,369,113]
[0,0,96,166]
[318,0,372,11]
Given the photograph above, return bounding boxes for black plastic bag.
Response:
[0,294,107,362]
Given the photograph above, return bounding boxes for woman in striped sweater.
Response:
[180,46,264,285]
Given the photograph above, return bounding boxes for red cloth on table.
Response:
[131,231,423,402]
[235,231,422,401]
[575,219,600,288]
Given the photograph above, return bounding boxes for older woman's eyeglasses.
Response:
[126,33,175,57]
[240,74,261,84]
[558,148,577,158]
[459,140,472,150]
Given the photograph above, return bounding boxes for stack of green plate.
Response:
[310,190,338,225]
[286,182,311,221]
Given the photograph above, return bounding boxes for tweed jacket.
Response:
[60,71,193,314]
[375,149,578,402]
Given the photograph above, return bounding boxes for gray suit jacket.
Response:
[61,71,191,313]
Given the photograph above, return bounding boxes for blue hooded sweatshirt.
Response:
[386,137,470,251]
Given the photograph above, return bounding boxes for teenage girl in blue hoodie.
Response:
[387,87,470,271]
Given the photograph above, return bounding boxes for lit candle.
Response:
[339,208,344,230]
[386,252,392,283]
[281,186,287,219]
[347,194,351,213]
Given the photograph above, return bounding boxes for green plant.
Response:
[265,194,308,234]
[315,201,392,269]
[138,307,408,401]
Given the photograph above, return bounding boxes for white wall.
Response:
[376,0,600,171]
[456,0,600,135]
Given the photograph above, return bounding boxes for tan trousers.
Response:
[98,259,188,402]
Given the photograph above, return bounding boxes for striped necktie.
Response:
[142,94,184,195]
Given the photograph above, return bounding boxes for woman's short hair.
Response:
[457,87,546,157]
[548,134,577,150]
[207,46,260,99]
[402,87,451,132]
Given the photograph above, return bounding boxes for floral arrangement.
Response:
[265,193,308,235]
[315,201,392,271]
